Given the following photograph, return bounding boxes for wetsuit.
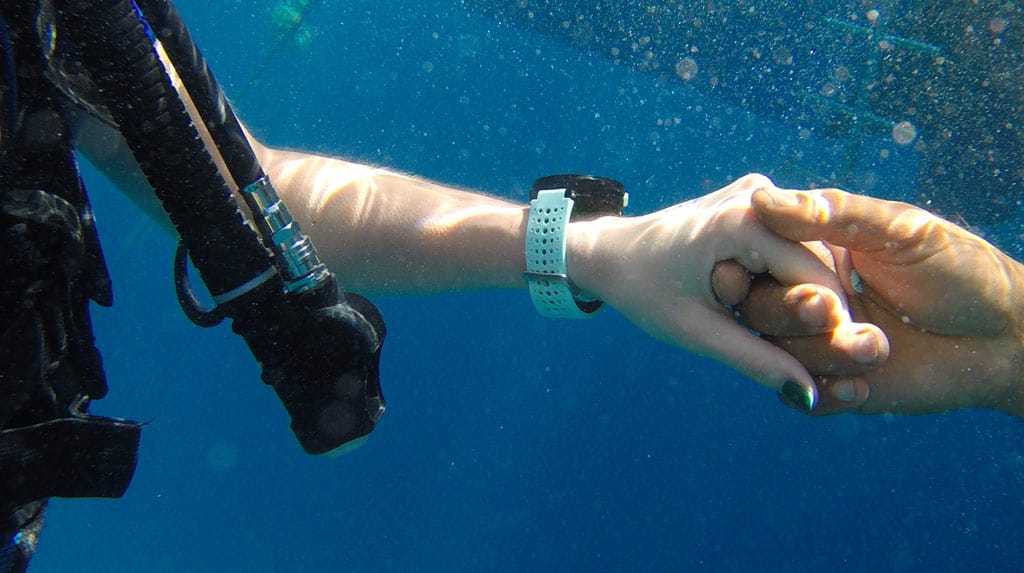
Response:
[1,3,142,570]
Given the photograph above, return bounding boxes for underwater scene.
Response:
[32,0,1024,571]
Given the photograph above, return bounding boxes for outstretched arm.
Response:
[77,115,883,408]
[256,140,884,403]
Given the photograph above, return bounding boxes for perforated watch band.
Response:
[524,189,603,318]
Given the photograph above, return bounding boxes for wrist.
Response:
[524,175,629,317]
[564,215,635,304]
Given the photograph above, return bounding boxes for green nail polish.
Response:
[851,269,864,294]
[781,380,815,413]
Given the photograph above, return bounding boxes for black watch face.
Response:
[531,174,626,217]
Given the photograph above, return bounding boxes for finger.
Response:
[711,260,751,306]
[670,302,820,412]
[778,376,870,416]
[754,187,1011,335]
[765,321,889,375]
[737,278,847,336]
[725,218,850,316]
[750,187,935,261]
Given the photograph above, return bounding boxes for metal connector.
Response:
[242,176,329,293]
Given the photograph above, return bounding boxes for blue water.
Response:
[31,1,1024,571]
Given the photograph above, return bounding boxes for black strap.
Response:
[0,416,140,511]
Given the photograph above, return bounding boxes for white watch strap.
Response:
[524,189,600,318]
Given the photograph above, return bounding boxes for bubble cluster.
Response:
[674,57,698,80]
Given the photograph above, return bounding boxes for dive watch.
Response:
[524,174,628,318]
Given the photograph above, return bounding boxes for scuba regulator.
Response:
[57,0,387,454]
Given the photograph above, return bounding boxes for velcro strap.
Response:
[0,416,141,510]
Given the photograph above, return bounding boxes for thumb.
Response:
[750,187,931,262]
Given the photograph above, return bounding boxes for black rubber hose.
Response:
[133,0,262,188]
[56,0,275,298]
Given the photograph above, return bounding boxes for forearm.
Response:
[252,141,530,295]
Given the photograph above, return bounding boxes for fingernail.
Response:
[761,187,799,207]
[850,269,864,294]
[832,380,858,402]
[780,380,816,414]
[796,290,828,328]
[851,330,880,364]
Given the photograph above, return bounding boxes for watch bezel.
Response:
[529,174,627,220]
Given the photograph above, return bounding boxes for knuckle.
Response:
[735,173,775,190]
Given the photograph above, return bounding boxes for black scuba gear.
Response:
[0,0,142,509]
[1,0,387,566]
[1,2,142,569]
[60,0,387,454]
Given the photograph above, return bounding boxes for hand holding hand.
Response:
[739,186,1024,416]
[567,174,888,409]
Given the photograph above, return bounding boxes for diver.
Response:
[3,0,1024,571]
[1,0,389,568]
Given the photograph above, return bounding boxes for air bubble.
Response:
[674,57,698,80]
[891,121,917,145]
